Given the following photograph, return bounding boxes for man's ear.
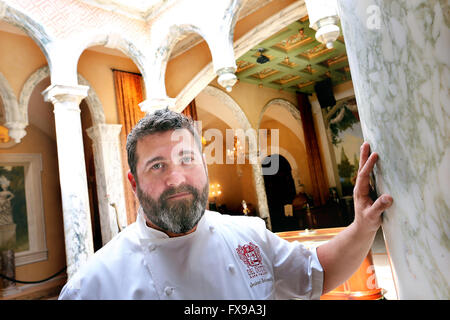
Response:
[127,171,137,195]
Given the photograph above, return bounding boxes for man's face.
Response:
[129,129,209,235]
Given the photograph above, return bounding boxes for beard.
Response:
[136,182,209,234]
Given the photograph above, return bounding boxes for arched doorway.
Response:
[262,154,297,232]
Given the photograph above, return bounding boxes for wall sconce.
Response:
[209,183,222,201]
[304,0,341,49]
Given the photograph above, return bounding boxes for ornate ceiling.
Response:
[235,16,351,94]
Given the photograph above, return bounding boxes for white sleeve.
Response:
[58,277,82,300]
[266,231,324,300]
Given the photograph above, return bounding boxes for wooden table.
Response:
[277,227,384,300]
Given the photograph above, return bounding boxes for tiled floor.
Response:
[371,229,398,300]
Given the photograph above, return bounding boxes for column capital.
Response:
[42,84,89,106]
[86,124,123,143]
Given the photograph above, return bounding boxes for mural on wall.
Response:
[0,165,29,252]
[327,97,364,196]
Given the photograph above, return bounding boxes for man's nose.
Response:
[165,166,186,187]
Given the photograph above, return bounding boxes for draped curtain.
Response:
[181,98,198,121]
[182,98,199,134]
[296,92,329,206]
[113,70,145,224]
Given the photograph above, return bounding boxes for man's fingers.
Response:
[360,152,378,177]
[368,194,393,217]
[358,142,370,173]
[355,152,378,196]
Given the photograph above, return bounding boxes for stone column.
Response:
[336,0,449,299]
[42,84,94,279]
[86,124,127,245]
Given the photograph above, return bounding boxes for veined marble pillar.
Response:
[337,0,449,299]
[86,124,127,245]
[42,84,94,279]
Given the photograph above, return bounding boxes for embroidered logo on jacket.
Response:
[236,242,268,279]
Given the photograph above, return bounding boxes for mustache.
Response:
[160,184,199,201]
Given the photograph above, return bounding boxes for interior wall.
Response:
[214,80,298,130]
[0,30,47,98]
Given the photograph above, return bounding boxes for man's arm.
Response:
[316,142,393,294]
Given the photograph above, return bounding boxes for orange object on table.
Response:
[277,227,384,300]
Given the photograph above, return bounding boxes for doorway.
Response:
[262,154,297,232]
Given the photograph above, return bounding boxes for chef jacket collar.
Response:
[136,207,208,245]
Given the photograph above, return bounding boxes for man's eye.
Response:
[151,163,164,170]
[181,156,194,164]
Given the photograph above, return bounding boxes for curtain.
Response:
[181,98,198,121]
[113,70,145,224]
[182,98,201,138]
[296,92,329,206]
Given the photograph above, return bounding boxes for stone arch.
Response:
[0,2,53,68]
[202,85,271,229]
[72,30,148,92]
[259,98,309,195]
[258,98,302,136]
[143,0,243,111]
[175,1,307,111]
[20,66,126,244]
[19,66,106,128]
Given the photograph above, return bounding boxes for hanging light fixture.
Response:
[304,0,341,49]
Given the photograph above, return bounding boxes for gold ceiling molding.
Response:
[296,80,315,89]
[301,64,318,75]
[279,56,298,68]
[298,43,334,60]
[320,53,348,68]
[273,74,301,85]
[236,60,256,73]
[236,17,351,93]
[272,28,314,52]
[251,68,279,80]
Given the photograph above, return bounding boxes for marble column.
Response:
[336,0,449,299]
[86,124,127,245]
[42,84,94,279]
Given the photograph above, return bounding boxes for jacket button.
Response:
[228,264,235,274]
[164,287,174,296]
[149,244,157,251]
[209,226,215,233]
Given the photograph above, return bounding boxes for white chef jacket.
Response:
[59,210,323,300]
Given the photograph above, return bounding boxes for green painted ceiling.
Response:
[235,17,351,94]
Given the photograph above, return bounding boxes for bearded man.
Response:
[59,109,393,300]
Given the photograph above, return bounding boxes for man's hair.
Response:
[126,108,202,179]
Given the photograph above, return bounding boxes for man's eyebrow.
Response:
[144,156,166,169]
[179,149,195,156]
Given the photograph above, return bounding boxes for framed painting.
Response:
[328,96,364,196]
[0,153,47,266]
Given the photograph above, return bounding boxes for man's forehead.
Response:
[137,129,197,153]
